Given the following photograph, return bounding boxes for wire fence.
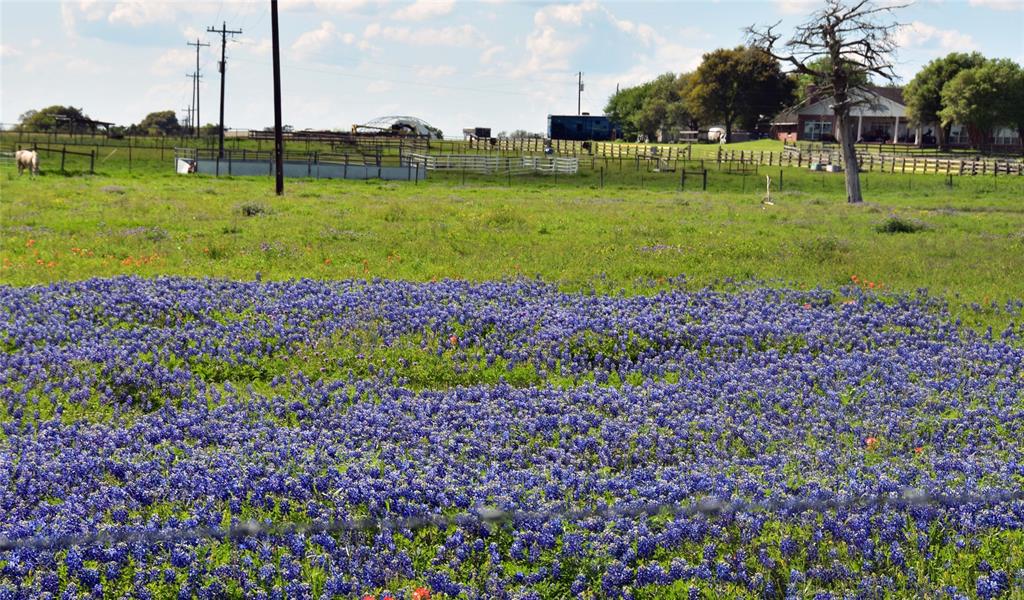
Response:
[3,487,1022,553]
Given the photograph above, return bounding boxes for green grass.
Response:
[2,163,1022,331]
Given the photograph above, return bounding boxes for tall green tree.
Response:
[904,52,986,150]
[17,105,89,131]
[605,73,693,141]
[939,59,1024,149]
[605,81,654,141]
[687,46,794,143]
[137,111,182,136]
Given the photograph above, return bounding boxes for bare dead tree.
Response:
[747,0,905,203]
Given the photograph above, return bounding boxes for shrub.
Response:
[239,203,266,217]
[877,215,927,234]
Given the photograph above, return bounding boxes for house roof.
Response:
[788,86,908,119]
[771,108,800,125]
[872,86,905,106]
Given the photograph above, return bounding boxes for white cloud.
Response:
[238,37,273,57]
[60,0,179,34]
[605,15,659,46]
[0,44,23,58]
[21,50,110,75]
[517,24,583,74]
[775,0,820,15]
[480,45,504,65]
[392,0,455,21]
[416,64,457,78]
[363,23,488,47]
[151,47,194,76]
[291,21,349,59]
[896,21,977,51]
[514,1,702,83]
[281,0,380,13]
[107,1,175,26]
[968,0,1023,9]
[534,0,600,26]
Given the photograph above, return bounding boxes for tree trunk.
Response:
[938,124,952,152]
[835,111,863,203]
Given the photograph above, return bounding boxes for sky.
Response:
[1,0,1022,137]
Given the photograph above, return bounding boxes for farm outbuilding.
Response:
[353,115,440,138]
[547,115,620,141]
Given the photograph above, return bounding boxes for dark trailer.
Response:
[547,115,619,141]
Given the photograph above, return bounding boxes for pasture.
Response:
[1,152,1023,598]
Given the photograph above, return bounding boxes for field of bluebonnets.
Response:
[1,273,1023,598]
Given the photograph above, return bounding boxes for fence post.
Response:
[90,150,95,174]
[600,166,604,189]
[128,141,132,173]
[702,169,707,191]
[61,145,67,173]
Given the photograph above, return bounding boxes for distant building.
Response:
[771,86,1021,149]
[547,115,620,141]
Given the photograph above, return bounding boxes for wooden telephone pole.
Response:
[187,38,210,137]
[578,72,583,115]
[271,0,284,195]
[207,22,242,159]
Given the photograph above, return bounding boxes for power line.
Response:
[230,56,544,97]
[313,52,579,88]
[187,39,211,137]
[2,487,1021,553]
[207,21,243,160]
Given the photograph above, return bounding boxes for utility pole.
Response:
[187,38,210,137]
[207,21,242,158]
[186,72,203,134]
[271,0,284,195]
[578,71,583,115]
[182,106,194,133]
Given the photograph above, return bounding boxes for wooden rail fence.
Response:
[779,145,1022,176]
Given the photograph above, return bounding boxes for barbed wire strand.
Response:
[2,487,1022,553]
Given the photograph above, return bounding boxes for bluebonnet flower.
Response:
[0,277,1021,595]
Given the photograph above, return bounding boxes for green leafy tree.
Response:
[17,105,89,131]
[605,73,694,141]
[687,46,794,143]
[1007,65,1024,144]
[605,82,653,141]
[904,52,986,150]
[137,110,181,136]
[196,123,222,137]
[939,59,1024,149]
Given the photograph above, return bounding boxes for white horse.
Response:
[15,150,39,176]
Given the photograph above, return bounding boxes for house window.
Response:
[993,127,1019,146]
[949,125,968,145]
[803,120,833,141]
